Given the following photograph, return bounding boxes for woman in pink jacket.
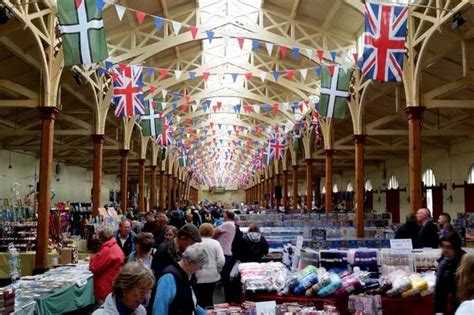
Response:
[90,226,125,301]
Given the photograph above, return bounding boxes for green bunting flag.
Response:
[140,100,163,137]
[58,0,109,66]
[178,154,187,167]
[319,65,352,119]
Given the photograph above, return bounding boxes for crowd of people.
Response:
[89,204,269,315]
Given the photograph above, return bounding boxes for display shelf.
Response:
[0,222,37,252]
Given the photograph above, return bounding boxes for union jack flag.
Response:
[156,114,173,146]
[113,64,145,117]
[253,148,264,170]
[268,133,287,161]
[362,2,408,82]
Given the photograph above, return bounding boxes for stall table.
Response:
[0,252,58,279]
[245,292,434,315]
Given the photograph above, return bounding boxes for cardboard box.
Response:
[60,248,73,264]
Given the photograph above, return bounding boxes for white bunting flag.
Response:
[305,48,313,60]
[161,89,168,98]
[115,4,126,21]
[175,70,183,80]
[172,21,182,35]
[258,71,266,82]
[300,68,308,81]
[265,42,274,56]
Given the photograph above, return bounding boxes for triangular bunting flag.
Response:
[115,4,126,21]
[175,70,183,80]
[161,89,168,98]
[315,67,321,77]
[160,68,168,79]
[171,21,182,35]
[265,42,274,56]
[330,51,337,62]
[202,72,210,81]
[293,47,300,59]
[146,67,153,77]
[189,26,198,39]
[252,39,259,52]
[352,53,359,64]
[189,71,196,80]
[272,71,280,81]
[305,48,313,59]
[317,49,324,62]
[279,46,287,58]
[206,30,214,43]
[237,37,245,49]
[300,68,308,81]
[230,73,238,83]
[245,72,252,81]
[258,72,266,82]
[286,70,294,80]
[328,64,335,76]
[154,16,164,31]
[135,11,146,25]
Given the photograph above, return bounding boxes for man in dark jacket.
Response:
[395,213,420,248]
[114,219,135,258]
[415,208,439,248]
[242,223,269,263]
[434,232,465,314]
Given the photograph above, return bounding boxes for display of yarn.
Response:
[347,249,379,275]
[319,250,348,273]
[348,295,382,315]
[238,262,288,294]
[379,249,415,275]
[413,249,441,271]
[276,302,336,315]
[207,302,256,315]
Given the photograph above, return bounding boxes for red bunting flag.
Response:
[272,103,279,113]
[202,72,210,81]
[317,49,324,62]
[286,70,294,80]
[216,101,222,110]
[245,72,252,80]
[352,53,359,64]
[160,68,168,79]
[212,106,217,112]
[298,104,303,112]
[136,11,146,25]
[184,94,190,103]
[237,37,245,49]
[210,122,214,129]
[243,104,252,113]
[189,26,199,40]
[279,46,287,58]
[149,84,156,94]
[328,64,335,76]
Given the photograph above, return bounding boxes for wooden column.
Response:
[306,159,313,213]
[173,176,178,209]
[314,177,321,208]
[138,159,146,213]
[275,174,281,209]
[35,107,59,271]
[283,170,289,211]
[150,166,157,211]
[269,177,274,209]
[159,171,165,212]
[355,135,366,238]
[91,134,104,218]
[292,165,298,210]
[404,106,425,214]
[120,149,129,211]
[325,149,333,212]
[167,175,173,210]
[259,181,263,206]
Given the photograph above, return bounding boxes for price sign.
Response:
[390,239,413,253]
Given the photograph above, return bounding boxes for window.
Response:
[388,175,399,189]
[346,183,353,192]
[333,184,339,193]
[423,169,436,216]
[321,186,326,194]
[468,163,474,184]
[365,179,373,192]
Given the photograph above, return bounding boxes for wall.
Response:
[0,150,120,206]
[317,139,474,221]
[199,189,245,205]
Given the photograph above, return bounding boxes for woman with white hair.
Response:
[152,243,207,315]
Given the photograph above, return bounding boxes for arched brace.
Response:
[121,117,137,150]
[301,127,315,160]
[319,118,334,150]
[348,69,366,135]
[151,142,160,167]
[139,135,151,160]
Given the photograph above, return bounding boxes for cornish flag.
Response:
[113,64,145,118]
[362,2,409,82]
[318,65,352,119]
[58,0,109,66]
[140,100,162,137]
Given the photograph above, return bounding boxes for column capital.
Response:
[353,134,367,144]
[38,106,60,120]
[325,149,334,156]
[91,134,105,144]
[403,106,425,120]
[119,149,129,157]
[138,158,146,164]
[150,165,157,170]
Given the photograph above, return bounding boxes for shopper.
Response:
[164,225,178,242]
[127,232,156,269]
[89,226,125,302]
[152,243,207,315]
[214,210,237,303]
[415,208,439,248]
[241,222,269,263]
[147,224,202,313]
[115,219,136,258]
[456,253,474,315]
[195,223,225,309]
[142,212,159,234]
[435,232,466,314]
[153,214,168,247]
[93,262,155,315]
[438,212,452,238]
[395,213,420,248]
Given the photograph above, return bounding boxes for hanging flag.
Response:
[140,100,163,137]
[189,26,199,39]
[189,71,196,80]
[272,71,280,81]
[135,11,146,25]
[206,30,215,43]
[265,42,274,56]
[156,114,173,146]
[154,16,164,31]
[172,21,182,35]
[362,2,408,82]
[300,68,308,81]
[293,47,300,60]
[286,70,294,80]
[237,37,245,49]
[252,39,259,52]
[160,68,168,79]
[230,73,238,83]
[318,65,351,119]
[258,72,266,82]
[279,46,287,58]
[245,72,252,81]
[58,0,109,66]
[202,72,210,81]
[112,64,145,118]
[115,4,126,21]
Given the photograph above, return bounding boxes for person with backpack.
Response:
[241,223,269,263]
